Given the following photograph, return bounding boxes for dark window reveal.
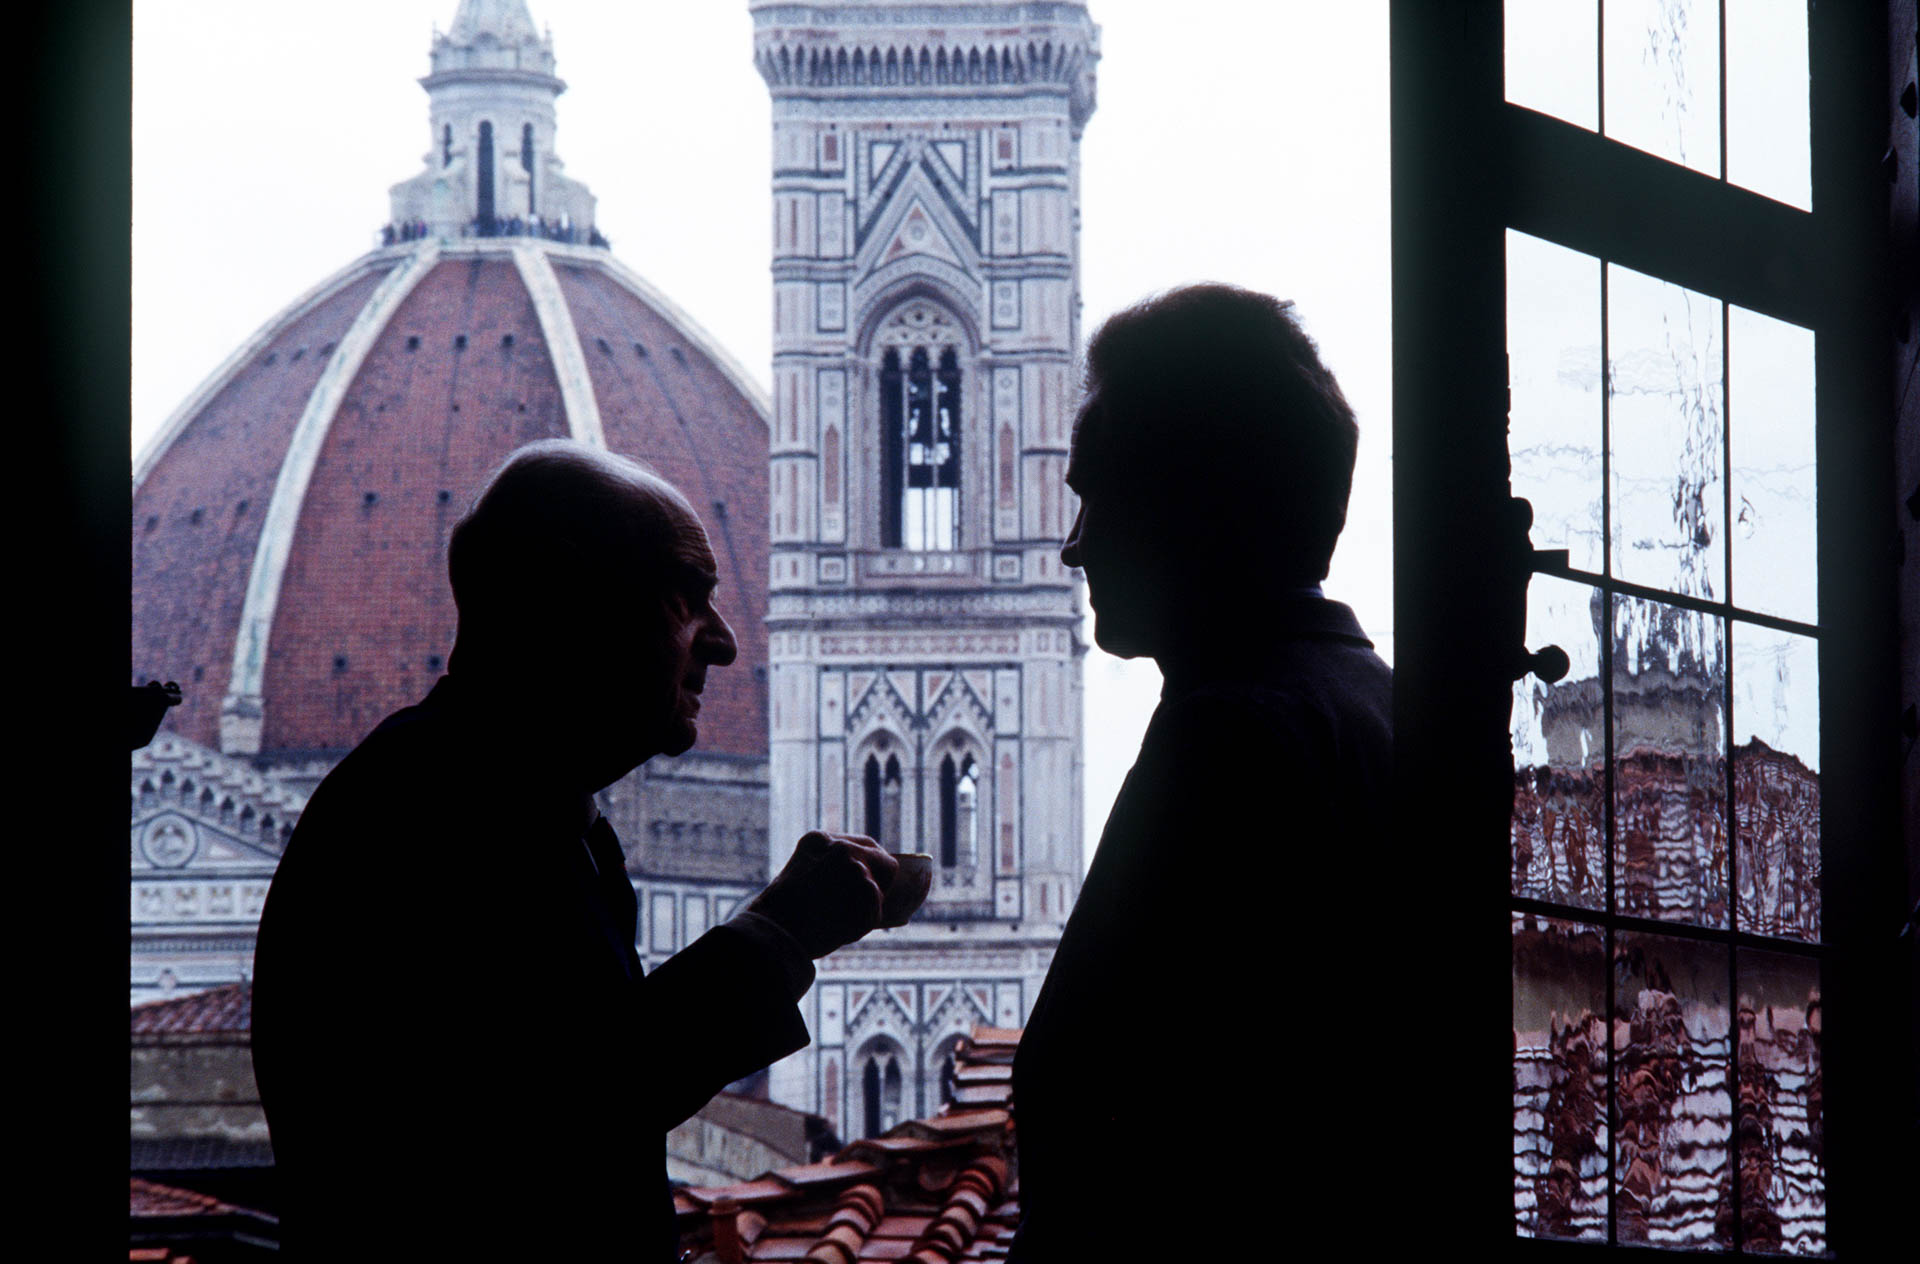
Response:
[476,120,495,232]
[522,122,535,214]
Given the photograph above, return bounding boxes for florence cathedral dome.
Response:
[131,0,771,773]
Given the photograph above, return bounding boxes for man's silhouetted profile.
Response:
[253,441,899,1260]
[1009,285,1393,1258]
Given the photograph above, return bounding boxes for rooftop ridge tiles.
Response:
[686,1176,795,1206]
[963,1025,1021,1045]
[769,1157,883,1187]
[130,980,252,1038]
[907,1108,1009,1135]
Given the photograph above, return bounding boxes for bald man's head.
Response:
[444,440,738,782]
[448,440,698,667]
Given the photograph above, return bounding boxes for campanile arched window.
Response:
[875,300,965,550]
[521,122,536,214]
[939,752,978,869]
[863,750,904,849]
[476,120,496,231]
[858,1039,906,1138]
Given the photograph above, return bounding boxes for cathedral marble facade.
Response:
[751,1,1098,1137]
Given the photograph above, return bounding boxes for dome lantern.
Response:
[389,0,597,244]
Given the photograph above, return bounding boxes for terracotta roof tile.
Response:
[133,244,772,762]
[949,1084,1010,1107]
[950,1064,1010,1084]
[687,1176,795,1206]
[129,982,251,1040]
[964,1027,1020,1047]
[908,1109,1009,1136]
[129,1178,238,1218]
[681,1029,1023,1264]
[768,1159,882,1188]
[844,1135,965,1157]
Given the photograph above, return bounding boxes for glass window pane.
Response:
[1736,948,1827,1255]
[1603,0,1722,177]
[1614,931,1733,1249]
[1514,914,1609,1241]
[1613,594,1727,928]
[1725,0,1812,210]
[1509,231,1605,574]
[1609,262,1725,600]
[1513,575,1607,910]
[1730,305,1817,623]
[1733,624,1820,941]
[1506,0,1599,131]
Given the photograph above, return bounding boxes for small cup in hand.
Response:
[878,853,933,928]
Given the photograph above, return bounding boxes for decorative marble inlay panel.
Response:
[140,814,199,868]
[818,631,1019,658]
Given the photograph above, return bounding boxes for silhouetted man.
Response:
[1009,286,1393,1259]
[253,441,899,1260]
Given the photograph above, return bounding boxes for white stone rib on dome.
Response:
[508,241,604,447]
[220,243,444,754]
[131,250,405,490]
[136,232,773,758]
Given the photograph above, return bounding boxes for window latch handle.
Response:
[1503,497,1571,682]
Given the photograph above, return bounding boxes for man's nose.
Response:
[702,612,739,667]
[1060,505,1085,569]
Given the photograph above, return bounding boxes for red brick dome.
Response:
[132,238,771,763]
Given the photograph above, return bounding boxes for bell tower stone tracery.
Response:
[751,1,1097,1134]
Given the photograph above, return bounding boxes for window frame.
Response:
[1390,2,1907,1255]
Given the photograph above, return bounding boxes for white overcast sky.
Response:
[131,1,1393,867]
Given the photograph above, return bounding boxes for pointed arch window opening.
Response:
[860,1044,905,1138]
[880,345,961,550]
[442,123,453,168]
[863,751,905,850]
[939,752,979,869]
[863,754,883,845]
[521,123,536,215]
[476,119,496,234]
[881,755,903,853]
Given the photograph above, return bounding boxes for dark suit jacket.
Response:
[1008,596,1393,1259]
[252,676,810,1261]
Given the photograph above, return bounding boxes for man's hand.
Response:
[745,831,899,960]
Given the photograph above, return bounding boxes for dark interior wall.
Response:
[1889,0,1919,1160]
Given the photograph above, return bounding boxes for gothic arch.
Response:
[928,1029,968,1109]
[852,278,980,360]
[852,1035,909,1138]
[848,285,984,553]
[851,726,911,851]
[925,726,986,878]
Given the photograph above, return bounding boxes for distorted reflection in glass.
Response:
[1514,913,1609,1242]
[1735,948,1826,1255]
[1732,624,1820,941]
[1612,594,1727,928]
[1513,576,1606,910]
[1603,0,1721,177]
[1609,262,1725,600]
[1614,931,1733,1250]
[1508,230,1604,575]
